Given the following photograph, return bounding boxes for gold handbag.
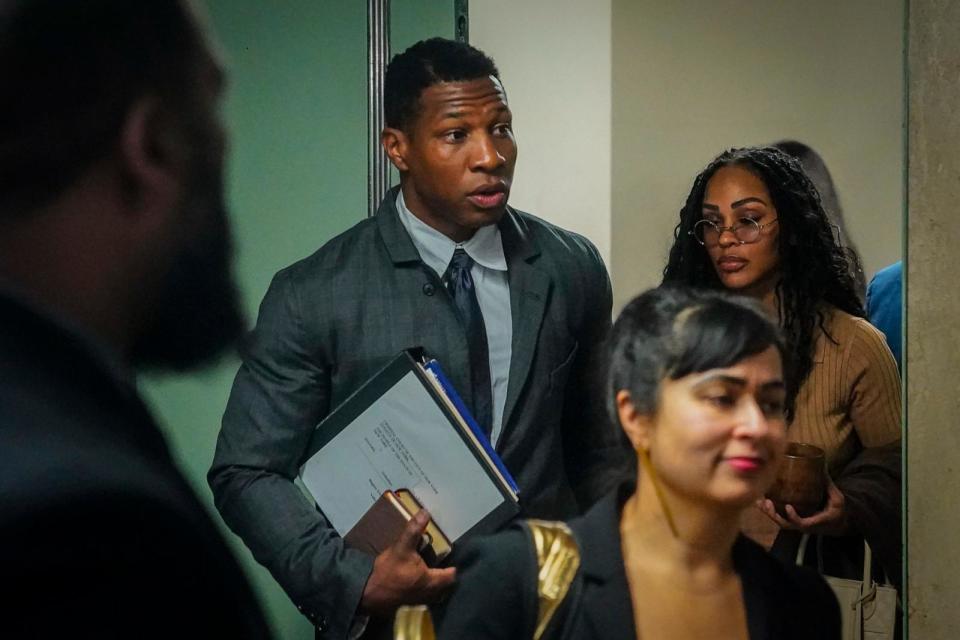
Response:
[395,520,581,640]
[796,534,898,640]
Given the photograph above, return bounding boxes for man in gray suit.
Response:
[210,38,620,638]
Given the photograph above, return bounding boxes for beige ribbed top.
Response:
[790,305,902,477]
[741,305,901,546]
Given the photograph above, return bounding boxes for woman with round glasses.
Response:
[662,146,902,587]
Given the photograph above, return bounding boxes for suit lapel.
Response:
[734,538,772,640]
[499,209,551,439]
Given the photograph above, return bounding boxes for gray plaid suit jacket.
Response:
[209,188,621,639]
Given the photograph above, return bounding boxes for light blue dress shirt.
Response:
[396,190,513,447]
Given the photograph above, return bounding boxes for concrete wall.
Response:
[471,0,613,264]
[905,0,960,635]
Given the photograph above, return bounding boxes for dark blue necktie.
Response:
[443,248,493,438]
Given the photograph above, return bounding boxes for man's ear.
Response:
[118,95,187,215]
[616,390,653,451]
[381,127,410,172]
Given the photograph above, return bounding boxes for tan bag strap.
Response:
[796,533,886,604]
[526,519,582,640]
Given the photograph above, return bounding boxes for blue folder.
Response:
[422,359,520,494]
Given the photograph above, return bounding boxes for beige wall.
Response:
[473,1,903,309]
[471,0,612,263]
[906,0,960,635]
[611,0,904,310]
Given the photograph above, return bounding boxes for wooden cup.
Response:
[766,442,827,518]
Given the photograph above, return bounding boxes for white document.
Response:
[300,371,505,541]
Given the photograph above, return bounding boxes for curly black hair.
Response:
[661,146,864,420]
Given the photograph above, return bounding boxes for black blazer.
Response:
[209,188,621,638]
[435,486,841,640]
[0,295,271,639]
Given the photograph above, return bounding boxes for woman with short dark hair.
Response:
[403,286,839,640]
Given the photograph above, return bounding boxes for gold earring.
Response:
[637,446,679,538]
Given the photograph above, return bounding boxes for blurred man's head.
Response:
[0,0,243,370]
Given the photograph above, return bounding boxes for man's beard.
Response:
[130,172,245,372]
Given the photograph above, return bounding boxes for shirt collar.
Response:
[396,189,508,276]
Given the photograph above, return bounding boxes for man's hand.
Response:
[756,478,850,536]
[359,509,456,616]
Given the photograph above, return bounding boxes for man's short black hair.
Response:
[0,0,204,215]
[384,37,500,131]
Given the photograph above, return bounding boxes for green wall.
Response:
[142,2,453,638]
[390,0,457,187]
[392,0,456,53]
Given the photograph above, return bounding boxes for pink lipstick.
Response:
[726,457,763,472]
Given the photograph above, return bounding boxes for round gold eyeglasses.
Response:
[689,217,779,246]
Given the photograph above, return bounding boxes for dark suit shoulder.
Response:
[253,214,387,343]
[2,432,193,520]
[278,214,382,283]
[0,431,271,639]
[510,208,605,268]
[507,209,612,335]
[436,526,539,639]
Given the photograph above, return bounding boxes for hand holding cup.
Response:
[758,442,849,535]
[766,442,827,517]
